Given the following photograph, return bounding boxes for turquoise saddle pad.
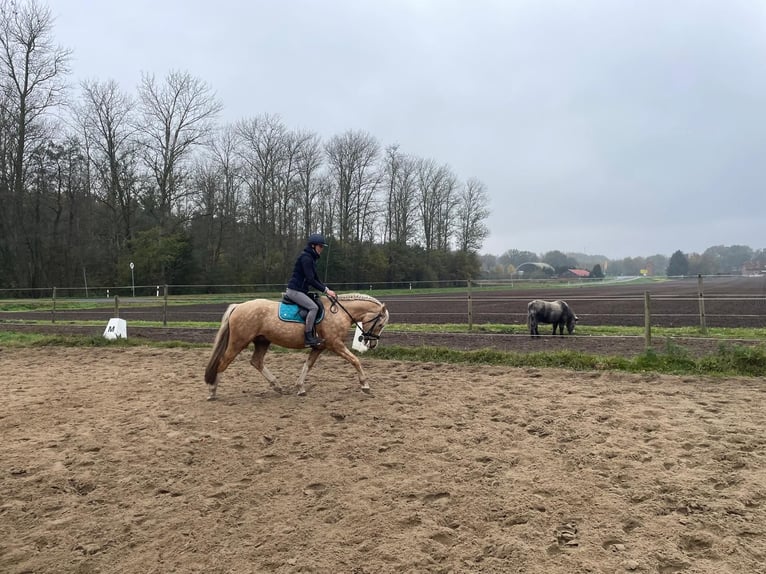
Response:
[278,302,325,324]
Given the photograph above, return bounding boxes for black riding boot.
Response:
[304,330,324,348]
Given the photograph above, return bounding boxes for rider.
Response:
[286,233,337,347]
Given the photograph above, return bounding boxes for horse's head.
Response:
[359,302,389,349]
[566,313,578,334]
[334,294,390,350]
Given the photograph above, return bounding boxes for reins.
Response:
[329,296,384,342]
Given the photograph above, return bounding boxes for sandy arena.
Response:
[2,346,765,573]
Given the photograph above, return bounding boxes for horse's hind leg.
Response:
[250,338,284,394]
[208,340,250,400]
[295,348,324,396]
[207,378,218,401]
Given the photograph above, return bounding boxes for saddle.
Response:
[278,292,325,324]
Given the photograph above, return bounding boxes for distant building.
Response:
[516,262,556,276]
[560,268,591,279]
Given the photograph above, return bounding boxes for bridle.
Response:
[329,296,386,343]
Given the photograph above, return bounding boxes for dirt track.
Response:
[2,347,765,573]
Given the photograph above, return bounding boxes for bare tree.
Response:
[136,70,222,230]
[206,123,242,223]
[279,128,306,243]
[237,114,288,234]
[0,0,71,286]
[324,130,380,243]
[77,78,139,247]
[382,144,418,245]
[293,129,323,239]
[0,0,70,191]
[455,177,490,252]
[416,158,457,251]
[191,124,243,276]
[436,169,458,251]
[236,113,288,236]
[236,113,303,278]
[312,172,336,240]
[189,158,224,275]
[38,135,91,285]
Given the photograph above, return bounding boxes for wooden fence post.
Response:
[697,274,707,334]
[163,284,169,326]
[114,295,120,318]
[467,279,473,332]
[644,291,651,349]
[52,287,56,324]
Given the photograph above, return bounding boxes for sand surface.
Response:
[2,346,765,573]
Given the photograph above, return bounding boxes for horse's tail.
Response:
[205,304,237,385]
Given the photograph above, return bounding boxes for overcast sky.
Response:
[49,0,766,259]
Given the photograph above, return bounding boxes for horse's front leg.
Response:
[329,345,370,393]
[295,348,324,396]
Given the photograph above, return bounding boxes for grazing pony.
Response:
[204,293,389,399]
[527,299,578,336]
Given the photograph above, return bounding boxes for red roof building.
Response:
[560,268,591,278]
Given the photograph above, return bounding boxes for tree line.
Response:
[481,245,766,278]
[0,0,490,292]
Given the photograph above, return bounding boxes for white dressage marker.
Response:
[351,324,369,353]
[103,318,128,340]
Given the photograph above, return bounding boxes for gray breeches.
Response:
[285,288,320,331]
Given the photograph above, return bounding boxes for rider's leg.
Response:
[285,289,323,346]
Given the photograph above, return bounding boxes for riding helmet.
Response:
[307,233,328,247]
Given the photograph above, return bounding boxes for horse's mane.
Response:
[335,293,382,305]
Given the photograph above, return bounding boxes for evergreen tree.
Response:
[591,263,604,278]
[666,250,689,276]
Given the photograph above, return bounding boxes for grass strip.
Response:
[2,332,763,378]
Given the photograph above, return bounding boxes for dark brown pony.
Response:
[527,299,578,336]
[204,293,389,399]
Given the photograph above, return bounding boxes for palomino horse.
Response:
[204,293,389,399]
